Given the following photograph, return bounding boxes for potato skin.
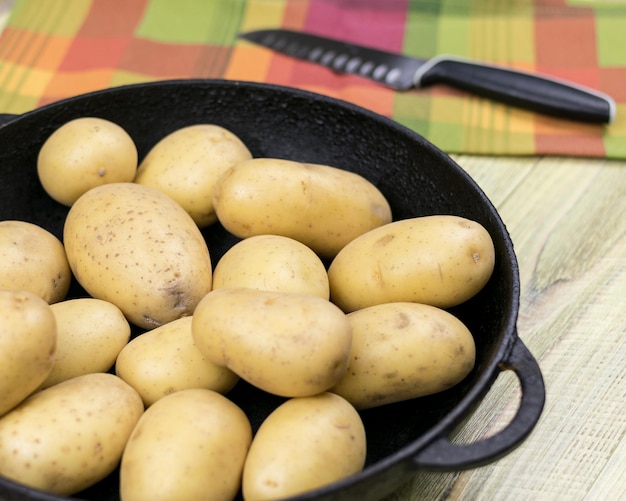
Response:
[0,373,144,496]
[39,298,131,390]
[242,393,366,501]
[328,215,495,312]
[213,158,392,258]
[37,117,138,206]
[212,234,330,299]
[0,290,56,416]
[192,287,352,397]
[120,389,252,501]
[0,220,71,304]
[331,302,476,409]
[63,182,213,329]
[115,316,239,406]
[134,124,252,228]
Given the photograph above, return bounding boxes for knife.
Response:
[239,29,616,124]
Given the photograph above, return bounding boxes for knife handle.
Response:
[415,55,616,124]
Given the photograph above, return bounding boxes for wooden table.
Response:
[385,154,626,500]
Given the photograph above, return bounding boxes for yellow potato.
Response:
[115,316,239,407]
[0,373,143,496]
[0,290,56,416]
[213,158,392,258]
[134,124,252,228]
[120,388,252,501]
[212,234,330,299]
[328,215,496,312]
[63,182,213,329]
[331,302,476,409]
[242,392,366,500]
[192,287,352,397]
[38,298,131,390]
[0,220,71,304]
[37,117,138,206]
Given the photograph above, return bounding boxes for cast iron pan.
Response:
[0,80,545,501]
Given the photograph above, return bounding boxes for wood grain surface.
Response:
[386,155,626,501]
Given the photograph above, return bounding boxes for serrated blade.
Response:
[239,29,425,91]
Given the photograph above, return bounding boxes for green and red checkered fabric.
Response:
[0,0,624,158]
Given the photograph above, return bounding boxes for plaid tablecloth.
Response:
[0,0,624,158]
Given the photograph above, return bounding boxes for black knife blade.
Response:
[239,29,615,124]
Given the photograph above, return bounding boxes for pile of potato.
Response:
[0,117,495,500]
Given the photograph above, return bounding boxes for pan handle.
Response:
[413,335,545,470]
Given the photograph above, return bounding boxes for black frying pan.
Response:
[0,80,545,501]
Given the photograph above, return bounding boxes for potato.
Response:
[0,220,71,304]
[0,373,143,496]
[116,316,239,406]
[134,124,252,228]
[0,290,56,416]
[328,215,495,312]
[242,392,366,500]
[331,302,476,409]
[63,182,213,329]
[192,287,352,397]
[37,117,138,206]
[212,234,330,299]
[120,388,252,501]
[38,298,131,390]
[213,158,392,258]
